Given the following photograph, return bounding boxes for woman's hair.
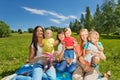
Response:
[56,30,64,43]
[30,25,44,56]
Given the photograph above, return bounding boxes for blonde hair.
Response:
[89,29,99,38]
[64,28,71,33]
[79,28,88,35]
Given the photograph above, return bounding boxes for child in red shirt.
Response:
[63,28,77,66]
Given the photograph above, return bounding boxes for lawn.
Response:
[0,33,120,80]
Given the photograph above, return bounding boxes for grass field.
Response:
[0,33,120,80]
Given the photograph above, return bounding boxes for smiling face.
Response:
[44,29,52,39]
[58,32,65,41]
[88,31,99,44]
[64,28,71,37]
[79,29,88,42]
[36,27,44,38]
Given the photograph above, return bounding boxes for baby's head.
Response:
[64,28,72,37]
[44,29,53,39]
[79,28,88,42]
[88,30,99,44]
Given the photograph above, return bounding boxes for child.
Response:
[84,30,110,79]
[84,30,106,66]
[41,29,55,71]
[42,29,55,54]
[63,28,77,66]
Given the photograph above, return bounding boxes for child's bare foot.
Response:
[103,71,111,78]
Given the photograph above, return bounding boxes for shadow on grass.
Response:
[101,35,120,39]
[1,70,15,78]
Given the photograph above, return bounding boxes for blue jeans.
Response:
[13,63,56,80]
[12,75,31,80]
[64,49,74,59]
[55,60,77,73]
[32,63,56,80]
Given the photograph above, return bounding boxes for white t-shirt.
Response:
[31,43,43,63]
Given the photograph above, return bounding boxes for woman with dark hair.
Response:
[55,30,77,73]
[12,26,56,80]
[28,26,56,80]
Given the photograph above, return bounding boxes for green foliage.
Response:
[28,28,33,33]
[0,33,120,79]
[18,29,22,34]
[84,6,94,31]
[0,20,11,38]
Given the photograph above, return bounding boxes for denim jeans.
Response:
[12,75,32,80]
[55,60,77,73]
[12,63,56,80]
[32,63,56,80]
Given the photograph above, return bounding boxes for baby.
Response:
[42,29,55,71]
[63,28,77,66]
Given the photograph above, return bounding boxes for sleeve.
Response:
[84,42,89,49]
[98,42,103,47]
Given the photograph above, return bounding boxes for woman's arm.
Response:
[28,47,46,63]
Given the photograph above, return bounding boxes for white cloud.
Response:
[50,19,61,24]
[22,6,77,21]
[69,15,77,19]
[22,7,47,15]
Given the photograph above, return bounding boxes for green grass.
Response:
[0,33,120,80]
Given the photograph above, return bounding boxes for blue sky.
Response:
[0,0,105,31]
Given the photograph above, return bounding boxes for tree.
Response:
[0,20,11,38]
[18,29,22,34]
[80,14,85,28]
[84,6,94,31]
[28,28,33,33]
[101,0,116,35]
[94,4,103,34]
[114,0,120,28]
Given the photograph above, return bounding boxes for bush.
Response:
[113,32,120,35]
[0,20,11,38]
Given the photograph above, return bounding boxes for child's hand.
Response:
[85,50,92,55]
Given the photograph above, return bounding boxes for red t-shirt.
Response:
[63,37,75,47]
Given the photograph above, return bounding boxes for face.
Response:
[89,34,98,44]
[44,30,52,39]
[58,33,65,41]
[80,31,88,42]
[64,28,71,37]
[36,27,43,38]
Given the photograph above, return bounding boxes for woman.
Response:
[55,31,77,73]
[72,29,110,80]
[29,26,56,80]
[13,26,56,80]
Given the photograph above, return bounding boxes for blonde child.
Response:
[84,30,110,80]
[84,30,106,66]
[41,29,55,71]
[63,28,77,66]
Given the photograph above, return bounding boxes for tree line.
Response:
[0,0,120,38]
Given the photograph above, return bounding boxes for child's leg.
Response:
[66,58,70,64]
[69,58,73,65]
[92,56,100,65]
